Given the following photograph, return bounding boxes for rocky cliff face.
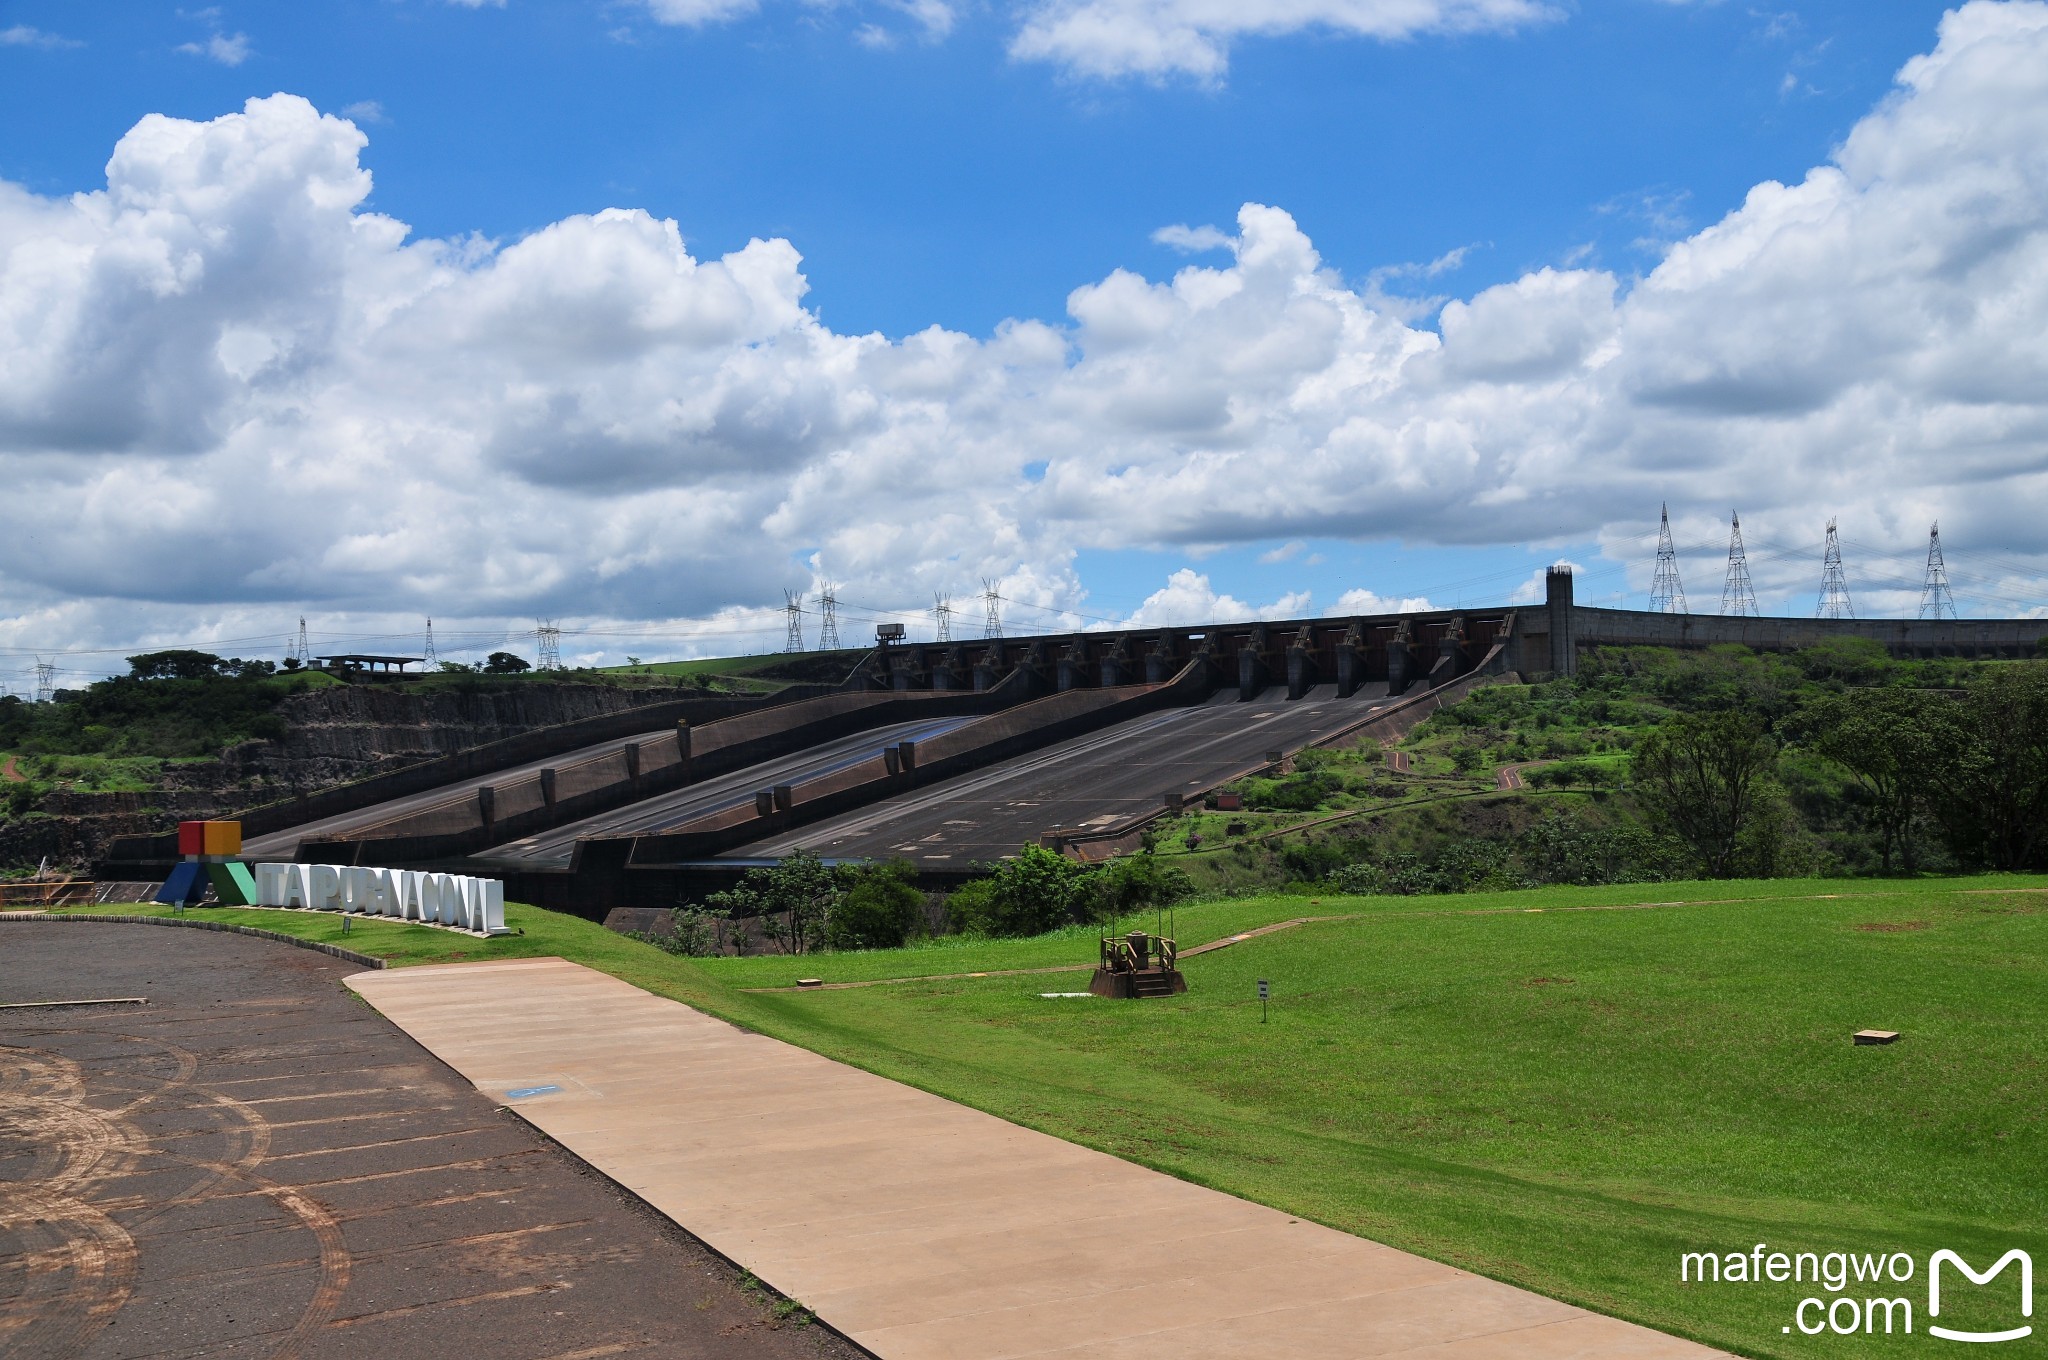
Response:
[3,682,691,871]
[220,683,676,790]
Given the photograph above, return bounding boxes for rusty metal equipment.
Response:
[1089,928,1186,999]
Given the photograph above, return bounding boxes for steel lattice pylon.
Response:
[1721,512,1759,617]
[1919,522,1958,620]
[816,585,840,651]
[1816,519,1854,620]
[981,578,1003,639]
[423,618,438,668]
[933,593,954,643]
[784,590,805,652]
[1649,503,1688,614]
[34,659,56,704]
[536,619,562,671]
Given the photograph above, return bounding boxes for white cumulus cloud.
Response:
[1009,0,1558,82]
[3,2,2048,666]
[176,31,253,65]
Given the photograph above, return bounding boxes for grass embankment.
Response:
[56,875,2048,1357]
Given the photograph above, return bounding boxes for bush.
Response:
[951,846,1096,937]
[1249,771,1341,812]
[640,905,728,957]
[829,859,924,950]
[1327,862,1385,895]
[943,877,1000,934]
[1092,852,1194,922]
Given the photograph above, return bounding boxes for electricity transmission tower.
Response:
[816,585,840,651]
[422,618,438,668]
[784,590,805,652]
[933,593,954,643]
[1815,519,1854,619]
[981,578,1002,639]
[1919,522,1958,620]
[291,617,310,666]
[34,659,56,704]
[1720,512,1759,617]
[1649,503,1688,614]
[536,620,562,671]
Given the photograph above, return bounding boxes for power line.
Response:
[783,590,805,653]
[1816,518,1854,619]
[1919,522,1958,620]
[1649,503,1688,614]
[1721,511,1759,617]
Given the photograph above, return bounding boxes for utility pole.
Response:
[1816,518,1854,619]
[1919,523,1958,620]
[981,577,1003,639]
[817,584,840,651]
[34,659,56,704]
[1649,503,1688,614]
[1721,512,1759,617]
[933,592,954,643]
[784,590,805,653]
[422,618,438,668]
[536,619,562,671]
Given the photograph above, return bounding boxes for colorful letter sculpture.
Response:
[156,820,258,907]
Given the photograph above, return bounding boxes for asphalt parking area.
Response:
[0,923,867,1360]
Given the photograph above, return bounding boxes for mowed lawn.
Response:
[54,876,2048,1357]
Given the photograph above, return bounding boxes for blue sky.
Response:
[1,0,2043,674]
[1,1,1953,337]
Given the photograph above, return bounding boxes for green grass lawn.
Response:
[52,875,2048,1357]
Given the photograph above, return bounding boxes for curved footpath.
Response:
[350,957,1730,1359]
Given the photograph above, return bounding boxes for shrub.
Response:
[1092,852,1195,922]
[1250,771,1342,812]
[1327,862,1385,895]
[640,905,728,957]
[952,846,1095,937]
[829,859,924,950]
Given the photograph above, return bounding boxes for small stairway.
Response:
[1130,969,1178,999]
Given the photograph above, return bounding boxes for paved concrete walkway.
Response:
[348,957,1728,1359]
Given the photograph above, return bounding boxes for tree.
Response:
[1927,665,2048,871]
[482,652,531,674]
[1630,711,1778,877]
[1092,851,1194,925]
[829,859,923,950]
[705,848,841,954]
[127,650,229,680]
[1808,689,1941,873]
[951,846,1096,937]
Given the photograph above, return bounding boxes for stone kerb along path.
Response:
[349,957,1730,1360]
[252,861,509,934]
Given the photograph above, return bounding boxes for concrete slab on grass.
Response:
[348,956,1733,1360]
